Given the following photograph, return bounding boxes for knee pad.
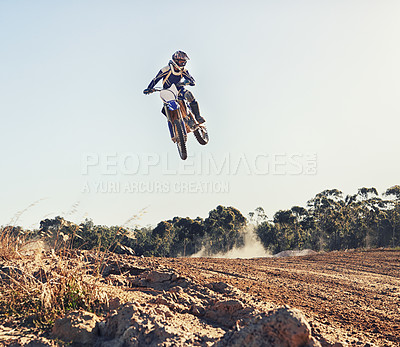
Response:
[184,90,195,103]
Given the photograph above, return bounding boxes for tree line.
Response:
[5,185,400,257]
[255,186,400,253]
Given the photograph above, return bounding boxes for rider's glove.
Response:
[143,88,152,95]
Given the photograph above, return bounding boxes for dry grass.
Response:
[0,226,22,261]
[0,226,109,330]
[0,205,141,332]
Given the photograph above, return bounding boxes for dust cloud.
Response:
[190,226,317,259]
[191,227,272,259]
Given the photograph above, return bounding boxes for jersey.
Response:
[146,62,196,92]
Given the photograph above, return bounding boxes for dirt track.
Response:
[142,249,400,346]
[1,249,399,346]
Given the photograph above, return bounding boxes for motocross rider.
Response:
[143,51,205,125]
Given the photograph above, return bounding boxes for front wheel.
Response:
[174,119,187,160]
[194,126,209,145]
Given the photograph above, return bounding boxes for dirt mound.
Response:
[49,266,319,346]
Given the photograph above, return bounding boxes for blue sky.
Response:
[1,1,399,229]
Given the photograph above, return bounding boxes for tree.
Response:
[203,205,247,255]
[272,210,295,252]
[255,221,277,252]
[39,216,81,251]
[150,221,175,257]
[132,226,155,256]
[341,187,380,249]
[248,207,268,226]
[384,185,400,247]
[307,189,345,251]
[169,217,204,257]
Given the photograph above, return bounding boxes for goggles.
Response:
[175,59,187,67]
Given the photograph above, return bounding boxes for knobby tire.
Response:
[194,126,209,145]
[174,119,187,160]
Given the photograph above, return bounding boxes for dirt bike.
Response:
[150,83,209,160]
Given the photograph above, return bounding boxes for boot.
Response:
[185,115,196,129]
[190,101,205,124]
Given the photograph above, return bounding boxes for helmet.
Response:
[171,51,189,70]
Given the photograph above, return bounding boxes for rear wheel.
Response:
[194,126,209,145]
[174,119,187,160]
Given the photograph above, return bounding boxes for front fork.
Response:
[167,120,174,139]
[165,106,187,142]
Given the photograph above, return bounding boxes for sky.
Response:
[1,0,399,229]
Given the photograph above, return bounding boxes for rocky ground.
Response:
[0,249,399,346]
